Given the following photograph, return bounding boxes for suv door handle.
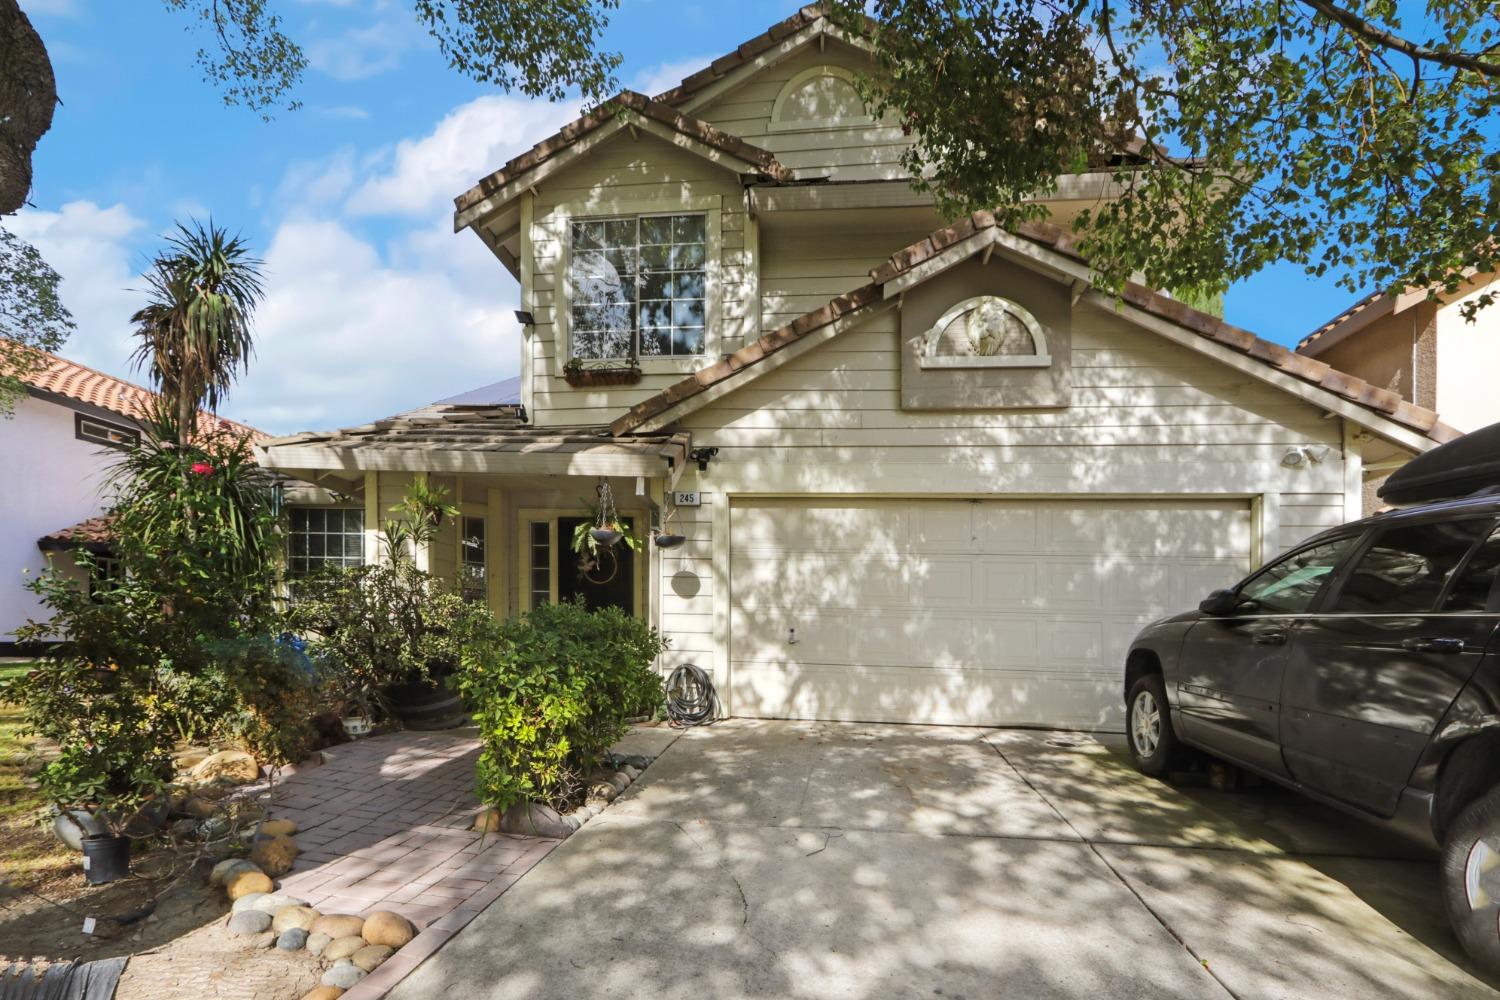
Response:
[1253,631,1288,646]
[1402,637,1466,654]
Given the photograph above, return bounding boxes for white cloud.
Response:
[306,16,413,81]
[21,0,78,16]
[344,94,579,219]
[313,104,371,121]
[7,201,147,378]
[230,217,523,433]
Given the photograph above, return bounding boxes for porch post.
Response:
[363,471,381,566]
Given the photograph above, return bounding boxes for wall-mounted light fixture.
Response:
[1280,445,1330,469]
[513,310,535,326]
[690,446,719,472]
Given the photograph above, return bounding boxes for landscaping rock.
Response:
[300,989,345,1000]
[182,796,219,820]
[227,910,273,936]
[251,929,277,949]
[192,749,260,784]
[622,764,641,779]
[272,905,320,933]
[498,801,573,839]
[361,910,416,948]
[584,795,611,812]
[226,870,274,900]
[562,813,582,831]
[51,809,103,851]
[277,928,310,951]
[250,834,298,876]
[322,936,366,962]
[351,945,393,972]
[305,931,333,957]
[241,892,310,914]
[261,818,298,837]
[211,858,260,886]
[588,782,617,803]
[608,774,629,793]
[309,914,365,940]
[321,964,365,990]
[471,808,502,833]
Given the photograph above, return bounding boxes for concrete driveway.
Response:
[389,721,1500,999]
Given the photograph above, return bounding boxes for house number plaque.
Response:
[674,491,701,507]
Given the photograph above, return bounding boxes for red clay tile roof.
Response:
[652,5,832,106]
[37,515,116,552]
[610,213,1459,446]
[4,346,265,439]
[1295,290,1390,355]
[453,90,796,223]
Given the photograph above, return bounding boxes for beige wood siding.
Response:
[759,225,935,338]
[525,134,753,427]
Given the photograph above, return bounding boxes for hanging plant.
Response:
[652,491,685,548]
[571,480,641,569]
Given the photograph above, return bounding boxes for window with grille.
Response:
[288,508,365,575]
[75,413,139,449]
[461,515,487,604]
[569,214,707,359]
[529,520,551,608]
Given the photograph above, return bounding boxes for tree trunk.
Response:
[0,0,58,216]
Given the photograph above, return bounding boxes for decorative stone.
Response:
[226,870,274,900]
[251,834,298,877]
[300,989,345,1000]
[322,936,366,962]
[562,813,582,831]
[471,808,502,833]
[309,914,365,940]
[351,945,394,972]
[251,929,277,949]
[192,749,260,784]
[227,910,273,935]
[243,893,309,914]
[261,818,298,837]
[272,905,319,933]
[52,809,102,851]
[361,910,416,948]
[608,774,629,793]
[588,782,617,803]
[182,796,219,820]
[211,858,260,886]
[305,932,333,957]
[321,964,366,990]
[622,764,641,779]
[277,928,310,951]
[498,801,574,839]
[584,796,611,812]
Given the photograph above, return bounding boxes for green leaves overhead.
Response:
[0,228,73,415]
[830,0,1500,315]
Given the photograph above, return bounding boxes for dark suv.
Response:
[1125,489,1500,970]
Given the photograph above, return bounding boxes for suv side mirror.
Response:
[1199,589,1247,616]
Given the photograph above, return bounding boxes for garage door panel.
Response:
[729,498,1250,729]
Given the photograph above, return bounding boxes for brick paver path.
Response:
[265,729,558,999]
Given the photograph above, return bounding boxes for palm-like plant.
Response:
[130,221,264,443]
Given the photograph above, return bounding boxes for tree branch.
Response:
[1299,0,1500,78]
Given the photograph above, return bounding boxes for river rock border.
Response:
[474,752,657,840]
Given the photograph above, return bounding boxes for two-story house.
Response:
[258,7,1455,730]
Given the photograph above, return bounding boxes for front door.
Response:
[1176,535,1360,777]
[1282,518,1500,815]
[558,516,635,614]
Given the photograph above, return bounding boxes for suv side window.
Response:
[1239,537,1358,615]
[1329,519,1494,615]
[1443,523,1500,612]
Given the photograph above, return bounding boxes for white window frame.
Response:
[287,507,367,577]
[768,65,876,132]
[554,195,723,375]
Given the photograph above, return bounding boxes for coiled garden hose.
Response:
[665,662,721,727]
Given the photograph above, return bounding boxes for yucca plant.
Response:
[130,220,264,444]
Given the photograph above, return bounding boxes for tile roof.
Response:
[652,5,832,106]
[610,213,1459,446]
[37,515,116,552]
[453,90,796,222]
[1295,290,1390,355]
[4,347,265,439]
[263,402,691,466]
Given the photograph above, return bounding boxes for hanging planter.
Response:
[590,527,624,547]
[653,533,686,549]
[562,358,642,388]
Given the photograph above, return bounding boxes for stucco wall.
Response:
[0,394,118,644]
[1436,283,1500,433]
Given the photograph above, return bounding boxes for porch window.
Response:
[569,214,707,360]
[461,515,487,604]
[288,508,365,576]
[528,520,551,608]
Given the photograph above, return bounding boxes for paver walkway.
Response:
[262,729,558,999]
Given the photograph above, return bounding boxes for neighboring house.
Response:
[1295,273,1500,511]
[258,8,1456,730]
[0,350,260,653]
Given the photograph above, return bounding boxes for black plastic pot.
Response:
[653,533,686,549]
[387,669,469,731]
[81,834,129,885]
[590,527,624,547]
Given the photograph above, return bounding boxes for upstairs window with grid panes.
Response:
[569,214,707,359]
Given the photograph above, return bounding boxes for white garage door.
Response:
[728,498,1251,729]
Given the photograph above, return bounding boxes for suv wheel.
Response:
[1127,673,1180,778]
[1442,784,1500,972]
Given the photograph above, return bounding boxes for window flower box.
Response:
[563,359,643,388]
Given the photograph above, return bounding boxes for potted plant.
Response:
[562,356,643,388]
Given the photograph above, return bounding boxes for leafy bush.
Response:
[288,562,490,718]
[456,598,666,811]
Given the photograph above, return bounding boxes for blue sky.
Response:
[17,0,1360,434]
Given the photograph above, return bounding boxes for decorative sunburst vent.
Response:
[918,295,1052,369]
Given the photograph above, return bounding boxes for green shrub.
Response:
[456,598,666,811]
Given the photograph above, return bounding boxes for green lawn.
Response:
[0,661,72,883]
